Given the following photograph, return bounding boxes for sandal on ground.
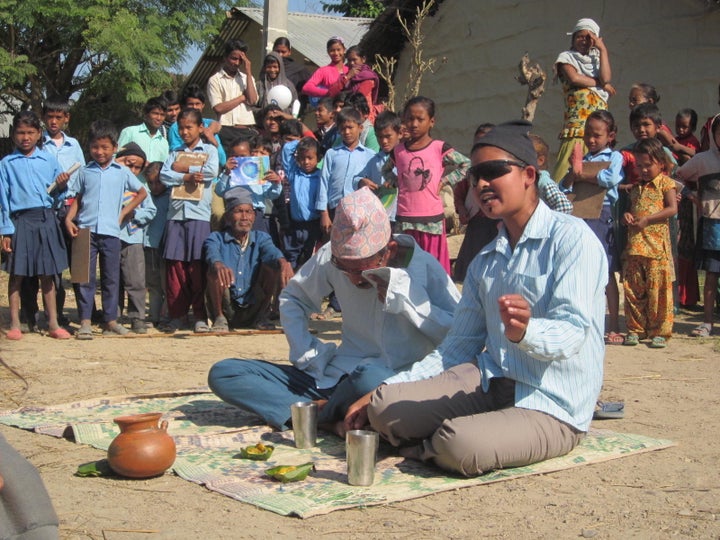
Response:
[48,328,71,340]
[6,328,22,341]
[649,336,667,349]
[623,333,640,346]
[76,325,94,340]
[194,320,210,333]
[254,319,276,331]
[690,323,712,337]
[103,323,129,336]
[593,400,625,420]
[604,332,624,345]
[160,318,183,334]
[211,317,229,333]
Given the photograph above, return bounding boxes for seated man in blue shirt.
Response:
[204,187,293,332]
[345,121,608,477]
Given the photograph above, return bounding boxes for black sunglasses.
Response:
[467,160,527,187]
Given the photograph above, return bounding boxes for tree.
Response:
[322,0,386,18]
[0,0,235,130]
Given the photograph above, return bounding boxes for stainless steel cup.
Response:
[290,401,317,448]
[346,429,379,486]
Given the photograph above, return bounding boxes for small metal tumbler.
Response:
[346,429,379,486]
[290,401,317,448]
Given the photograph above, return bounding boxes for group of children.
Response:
[2,25,719,346]
[551,17,720,346]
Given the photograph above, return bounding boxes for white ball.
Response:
[267,85,293,110]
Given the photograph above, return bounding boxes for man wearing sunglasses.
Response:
[208,187,460,434]
[346,121,607,476]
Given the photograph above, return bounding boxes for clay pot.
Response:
[107,412,176,478]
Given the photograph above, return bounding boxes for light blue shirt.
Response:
[353,150,397,220]
[0,148,63,235]
[70,160,145,237]
[279,234,461,389]
[160,141,219,222]
[167,119,226,170]
[282,140,321,222]
[561,148,624,206]
[42,132,85,182]
[317,143,373,211]
[384,202,607,432]
[119,186,157,245]
[144,191,169,249]
[118,123,169,163]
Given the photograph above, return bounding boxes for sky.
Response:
[180,0,327,74]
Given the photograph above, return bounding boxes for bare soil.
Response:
[1,271,719,539]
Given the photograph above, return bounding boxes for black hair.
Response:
[280,119,304,138]
[273,36,291,50]
[474,123,495,137]
[403,96,435,119]
[161,90,180,107]
[224,39,248,57]
[332,92,348,108]
[229,137,251,151]
[42,95,70,115]
[676,108,698,132]
[345,92,369,117]
[251,137,274,155]
[631,83,660,104]
[345,45,364,60]
[177,108,203,126]
[586,110,618,147]
[181,84,207,106]
[143,97,166,115]
[259,103,282,122]
[88,119,118,145]
[262,54,281,68]
[317,96,335,112]
[143,161,163,182]
[630,103,662,128]
[374,110,401,133]
[11,111,43,149]
[295,136,322,161]
[336,107,363,126]
[632,137,672,173]
[326,36,345,51]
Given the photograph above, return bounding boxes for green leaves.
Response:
[265,462,315,483]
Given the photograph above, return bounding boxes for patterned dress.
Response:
[622,174,675,338]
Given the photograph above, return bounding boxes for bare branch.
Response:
[373,55,397,112]
[515,52,546,122]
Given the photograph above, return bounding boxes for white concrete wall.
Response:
[391,0,720,165]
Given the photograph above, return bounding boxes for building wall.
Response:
[391,0,720,164]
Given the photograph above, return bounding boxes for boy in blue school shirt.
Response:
[142,162,170,328]
[65,120,148,340]
[115,143,157,334]
[354,110,402,221]
[315,107,374,319]
[281,136,323,268]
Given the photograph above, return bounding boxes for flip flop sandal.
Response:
[649,336,667,349]
[255,319,276,331]
[76,325,94,340]
[604,332,624,345]
[593,401,625,420]
[690,323,712,337]
[194,321,210,333]
[6,328,22,340]
[623,333,640,346]
[48,328,71,340]
[212,318,230,333]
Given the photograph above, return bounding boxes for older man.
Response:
[208,187,460,431]
[346,121,608,477]
[204,188,293,332]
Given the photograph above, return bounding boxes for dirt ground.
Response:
[1,270,720,539]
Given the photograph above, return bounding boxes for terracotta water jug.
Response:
[107,412,176,478]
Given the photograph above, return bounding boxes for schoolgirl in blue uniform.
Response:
[0,111,71,340]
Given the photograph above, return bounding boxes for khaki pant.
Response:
[368,363,584,477]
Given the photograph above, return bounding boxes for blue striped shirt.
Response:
[384,201,608,432]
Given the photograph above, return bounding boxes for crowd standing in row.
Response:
[1,15,720,481]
